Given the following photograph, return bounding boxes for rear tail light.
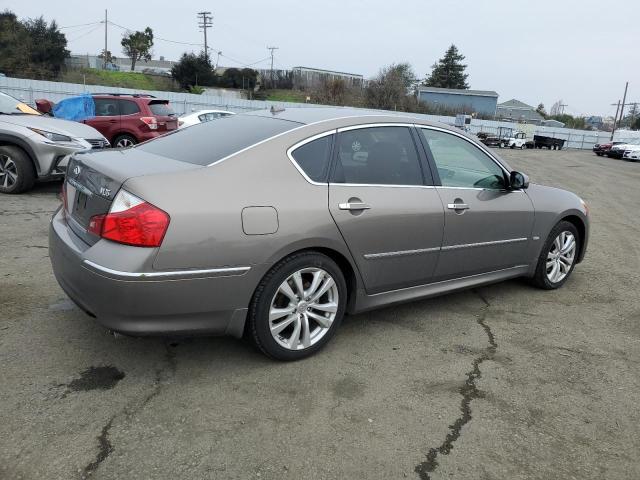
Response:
[140,116,158,130]
[88,190,170,247]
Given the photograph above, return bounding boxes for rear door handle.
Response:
[339,202,371,211]
[447,203,469,210]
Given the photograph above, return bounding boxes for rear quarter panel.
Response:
[122,122,358,278]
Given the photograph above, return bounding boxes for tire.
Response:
[520,144,526,150]
[248,251,347,361]
[596,153,603,156]
[0,145,35,194]
[510,144,515,149]
[530,221,580,290]
[113,134,137,148]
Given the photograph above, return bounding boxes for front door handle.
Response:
[339,202,371,211]
[447,203,469,210]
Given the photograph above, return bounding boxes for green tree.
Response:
[536,103,547,118]
[121,27,153,71]
[171,52,215,90]
[365,63,417,110]
[0,10,68,79]
[424,44,469,89]
[217,68,258,89]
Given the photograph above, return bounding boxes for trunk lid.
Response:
[148,100,178,133]
[64,148,201,245]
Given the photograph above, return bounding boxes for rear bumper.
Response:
[49,209,254,337]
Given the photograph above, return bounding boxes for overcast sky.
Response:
[8,0,639,116]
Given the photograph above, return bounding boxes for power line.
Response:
[67,24,103,42]
[219,53,271,68]
[108,20,203,46]
[60,21,102,30]
[197,11,213,61]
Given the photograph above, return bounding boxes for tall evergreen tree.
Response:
[424,45,469,89]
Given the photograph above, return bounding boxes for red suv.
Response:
[84,94,178,148]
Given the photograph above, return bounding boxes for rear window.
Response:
[148,101,175,116]
[137,114,300,165]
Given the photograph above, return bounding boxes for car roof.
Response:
[244,106,457,130]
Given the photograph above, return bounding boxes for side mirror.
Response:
[509,171,529,190]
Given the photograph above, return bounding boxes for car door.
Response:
[328,125,444,294]
[418,127,535,281]
[86,98,121,142]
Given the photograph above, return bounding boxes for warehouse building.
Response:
[417,86,499,116]
[291,66,364,90]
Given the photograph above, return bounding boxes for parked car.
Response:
[50,108,589,360]
[607,141,640,159]
[178,109,235,129]
[0,91,108,194]
[592,141,624,156]
[84,93,178,148]
[622,149,640,162]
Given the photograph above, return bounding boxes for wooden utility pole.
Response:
[618,81,629,128]
[103,10,108,69]
[267,46,279,88]
[197,12,213,62]
[611,100,621,141]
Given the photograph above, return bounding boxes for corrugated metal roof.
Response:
[417,86,499,97]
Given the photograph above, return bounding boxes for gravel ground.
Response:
[0,148,639,480]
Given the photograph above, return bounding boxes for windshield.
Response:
[0,92,40,115]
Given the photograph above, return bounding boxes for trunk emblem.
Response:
[73,166,81,175]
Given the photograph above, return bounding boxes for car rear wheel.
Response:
[113,134,137,148]
[0,146,35,194]
[530,221,580,290]
[248,252,347,361]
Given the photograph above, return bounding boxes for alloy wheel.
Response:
[269,267,339,351]
[0,154,18,189]
[546,231,576,283]
[116,138,134,148]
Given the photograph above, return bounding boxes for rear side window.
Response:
[137,114,300,165]
[94,98,119,117]
[290,135,333,182]
[148,101,175,116]
[119,100,140,115]
[333,126,423,186]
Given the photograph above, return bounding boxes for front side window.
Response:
[420,128,506,189]
[290,135,333,182]
[333,126,423,186]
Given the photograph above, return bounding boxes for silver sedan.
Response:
[49,108,589,360]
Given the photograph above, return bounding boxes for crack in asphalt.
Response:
[78,342,177,479]
[414,291,497,480]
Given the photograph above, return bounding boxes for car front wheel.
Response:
[113,134,137,148]
[530,221,580,289]
[248,252,347,360]
[0,146,35,194]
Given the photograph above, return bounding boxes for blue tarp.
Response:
[52,94,95,122]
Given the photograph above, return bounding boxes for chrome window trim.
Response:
[205,114,406,167]
[365,237,529,260]
[337,122,417,132]
[286,130,336,186]
[329,182,435,189]
[83,259,251,281]
[414,124,512,178]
